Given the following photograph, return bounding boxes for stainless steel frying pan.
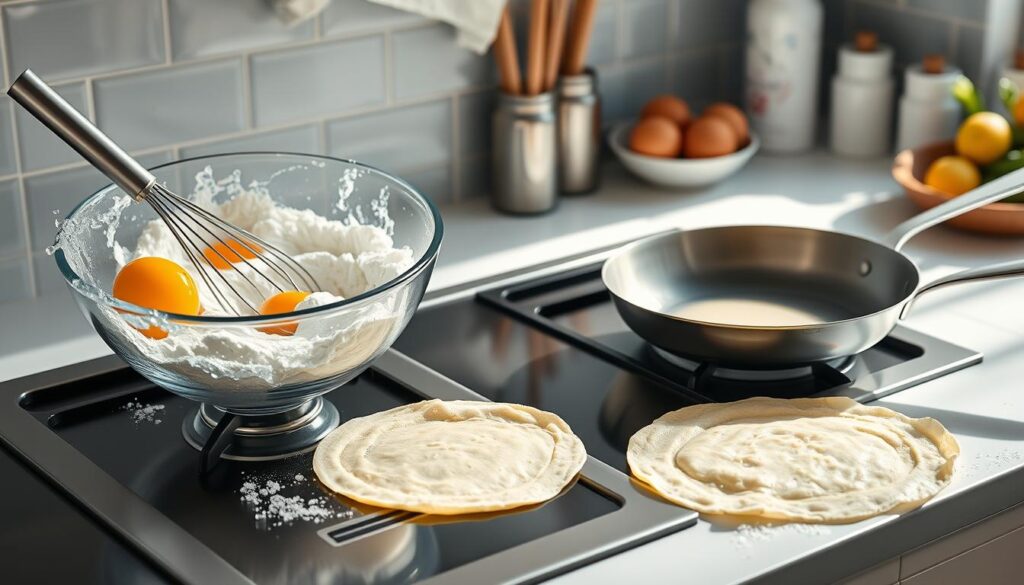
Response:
[603,168,1024,368]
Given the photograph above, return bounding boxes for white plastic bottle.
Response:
[830,31,894,158]
[745,0,823,153]
[895,56,961,152]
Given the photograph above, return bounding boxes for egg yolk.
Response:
[258,290,311,336]
[202,239,261,270]
[112,257,201,339]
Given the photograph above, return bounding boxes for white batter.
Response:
[102,168,415,390]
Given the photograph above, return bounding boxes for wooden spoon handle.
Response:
[526,0,550,95]
[494,6,522,95]
[563,0,597,76]
[544,0,571,91]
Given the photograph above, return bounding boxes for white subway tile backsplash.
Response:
[0,178,25,258]
[323,0,428,37]
[326,99,451,174]
[458,90,494,157]
[599,59,670,124]
[392,24,493,100]
[0,257,32,303]
[404,165,454,203]
[32,251,68,298]
[459,156,489,199]
[0,98,17,177]
[15,82,88,172]
[622,0,669,59]
[180,124,321,158]
[956,24,984,82]
[0,0,990,308]
[672,49,723,109]
[94,60,245,151]
[251,36,386,127]
[3,0,165,81]
[587,0,619,67]
[168,0,315,61]
[24,151,173,251]
[674,0,746,50]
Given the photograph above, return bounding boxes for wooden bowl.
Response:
[893,141,1024,235]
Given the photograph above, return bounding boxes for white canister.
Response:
[745,0,823,153]
[895,62,961,152]
[830,41,894,157]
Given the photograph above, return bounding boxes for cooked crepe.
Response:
[313,399,587,514]
[627,397,958,523]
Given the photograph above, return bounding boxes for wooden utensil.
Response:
[494,6,522,95]
[544,0,571,91]
[562,0,597,75]
[526,0,551,95]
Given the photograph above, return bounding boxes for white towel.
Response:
[273,0,331,25]
[367,0,507,54]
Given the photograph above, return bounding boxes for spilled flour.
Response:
[122,399,165,424]
[238,470,352,530]
[731,523,832,557]
[97,167,415,390]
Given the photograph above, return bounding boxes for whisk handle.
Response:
[8,69,155,199]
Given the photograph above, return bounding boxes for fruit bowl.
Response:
[893,141,1024,235]
[608,120,759,188]
[53,153,443,459]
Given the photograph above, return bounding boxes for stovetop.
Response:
[396,262,981,473]
[0,254,981,585]
[0,338,693,585]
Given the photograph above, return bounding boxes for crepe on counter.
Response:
[627,397,959,523]
[314,400,586,514]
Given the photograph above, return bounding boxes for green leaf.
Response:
[952,75,983,116]
[999,77,1019,113]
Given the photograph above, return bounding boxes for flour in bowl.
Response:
[101,168,415,390]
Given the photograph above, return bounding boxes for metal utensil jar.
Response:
[558,69,600,194]
[492,91,558,214]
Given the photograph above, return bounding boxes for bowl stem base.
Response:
[182,397,340,462]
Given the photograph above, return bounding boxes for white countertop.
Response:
[2,150,1023,583]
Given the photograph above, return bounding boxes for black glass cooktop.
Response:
[2,347,694,585]
[0,256,978,585]
[17,367,617,584]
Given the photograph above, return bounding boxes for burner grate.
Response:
[478,263,982,404]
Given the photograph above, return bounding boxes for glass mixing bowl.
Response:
[54,153,443,418]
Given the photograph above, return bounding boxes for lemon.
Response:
[955,112,1012,165]
[924,155,981,196]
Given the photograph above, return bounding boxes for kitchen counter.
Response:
[1,150,1023,584]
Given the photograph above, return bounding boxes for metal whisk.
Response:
[8,69,320,315]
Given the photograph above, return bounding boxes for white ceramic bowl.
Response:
[608,121,759,188]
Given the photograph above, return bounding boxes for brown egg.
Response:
[641,95,691,127]
[630,116,684,157]
[703,102,749,145]
[683,116,740,158]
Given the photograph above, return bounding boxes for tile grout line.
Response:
[83,78,96,121]
[5,56,34,295]
[0,7,8,89]
[161,0,172,65]
[241,54,254,129]
[450,94,462,202]
[665,0,678,92]
[949,22,959,61]
[384,30,395,105]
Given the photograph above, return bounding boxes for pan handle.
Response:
[901,258,1024,318]
[884,166,1024,251]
